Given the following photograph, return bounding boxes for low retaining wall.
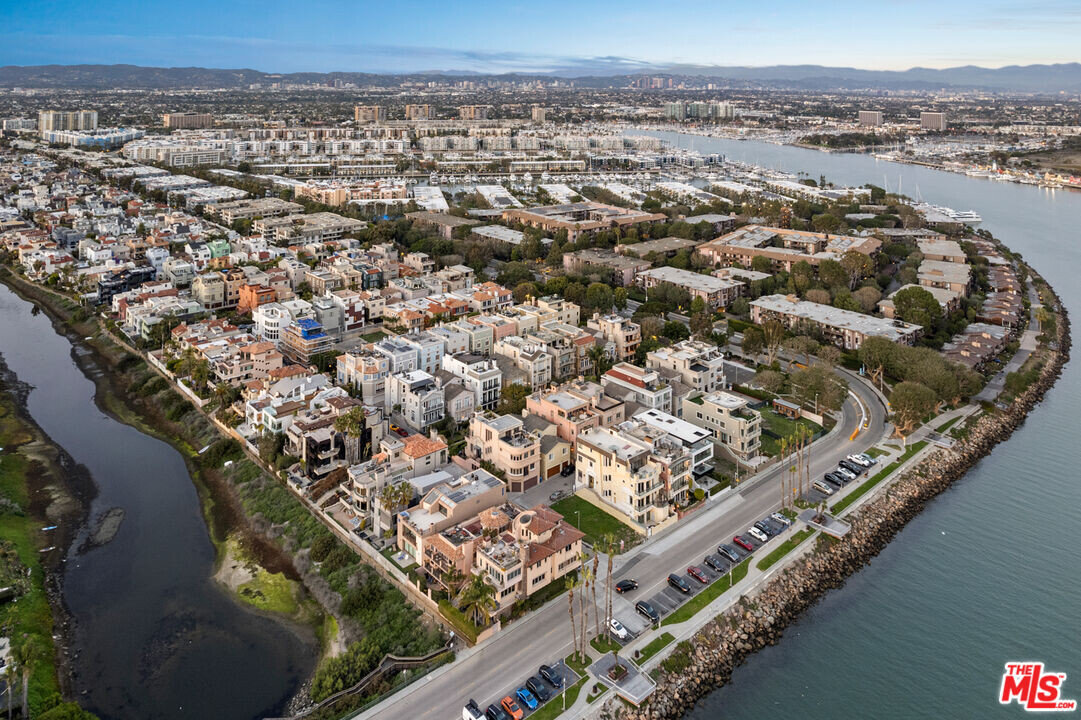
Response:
[604,294,1071,720]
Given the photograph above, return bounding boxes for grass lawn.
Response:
[831,441,928,514]
[635,632,674,665]
[237,568,300,614]
[935,416,961,432]
[756,528,815,571]
[529,677,586,720]
[590,634,621,654]
[438,600,480,644]
[759,409,822,457]
[864,446,888,458]
[661,560,750,626]
[550,495,639,553]
[565,652,593,676]
[361,330,387,342]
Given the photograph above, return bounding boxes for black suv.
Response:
[636,600,660,622]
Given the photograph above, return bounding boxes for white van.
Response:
[748,526,769,542]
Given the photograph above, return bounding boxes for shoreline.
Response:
[604,279,1071,719]
[0,270,334,708]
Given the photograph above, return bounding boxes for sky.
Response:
[1,0,1079,74]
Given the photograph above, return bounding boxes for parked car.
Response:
[609,617,630,641]
[560,464,576,477]
[733,536,754,551]
[754,520,778,538]
[848,454,873,468]
[687,566,708,584]
[839,460,864,475]
[389,423,409,437]
[515,687,538,711]
[835,466,857,480]
[812,479,835,495]
[822,473,843,488]
[771,512,792,527]
[718,543,742,562]
[615,579,638,594]
[636,600,660,622]
[705,555,727,571]
[539,664,564,688]
[667,573,691,593]
[526,676,551,702]
[748,526,769,543]
[501,696,524,720]
[485,703,510,720]
[858,452,877,465]
[463,699,485,720]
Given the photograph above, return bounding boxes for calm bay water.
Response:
[642,131,1081,718]
[0,284,316,720]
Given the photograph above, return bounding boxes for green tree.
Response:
[513,281,538,304]
[761,319,786,367]
[587,345,611,377]
[662,321,690,342]
[840,250,873,289]
[893,286,942,329]
[458,575,498,626]
[859,336,896,390]
[613,287,628,310]
[742,326,765,361]
[689,296,707,316]
[852,285,882,313]
[889,381,937,439]
[728,297,750,316]
[497,261,534,287]
[818,259,848,289]
[496,383,531,415]
[790,364,848,412]
[585,282,614,311]
[689,310,714,338]
[751,256,772,273]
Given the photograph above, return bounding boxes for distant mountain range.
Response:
[2,62,1080,92]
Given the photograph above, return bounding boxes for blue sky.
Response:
[1,0,1079,73]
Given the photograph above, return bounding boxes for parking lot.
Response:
[466,659,579,719]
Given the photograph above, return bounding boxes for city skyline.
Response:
[2,0,1080,75]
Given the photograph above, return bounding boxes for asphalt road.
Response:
[355,373,889,720]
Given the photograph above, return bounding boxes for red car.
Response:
[686,566,708,584]
[733,535,754,551]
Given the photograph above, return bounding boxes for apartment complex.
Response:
[441,353,502,411]
[405,104,432,120]
[38,110,97,132]
[354,105,386,124]
[467,411,542,492]
[162,112,213,129]
[920,112,947,131]
[386,370,445,430]
[254,212,366,244]
[750,294,922,349]
[646,340,727,394]
[209,197,303,224]
[504,202,666,243]
[525,380,625,449]
[586,313,641,362]
[576,423,692,527]
[696,225,880,273]
[636,266,745,309]
[858,110,884,126]
[458,105,490,120]
[682,391,762,461]
[600,363,672,414]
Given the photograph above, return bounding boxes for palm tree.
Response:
[4,653,15,720]
[591,551,600,637]
[191,358,210,393]
[458,575,497,627]
[565,576,579,664]
[587,345,610,378]
[442,566,466,594]
[334,406,366,464]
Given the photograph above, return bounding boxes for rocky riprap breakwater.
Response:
[601,298,1071,720]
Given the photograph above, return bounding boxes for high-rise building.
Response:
[38,110,97,133]
[858,110,884,127]
[405,104,432,121]
[531,106,546,123]
[354,105,386,124]
[458,105,490,120]
[920,112,947,131]
[663,102,686,121]
[162,112,214,129]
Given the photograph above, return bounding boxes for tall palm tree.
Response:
[4,653,15,720]
[565,576,579,664]
[591,551,600,637]
[458,576,497,627]
[578,559,590,662]
[334,407,366,464]
[587,345,610,378]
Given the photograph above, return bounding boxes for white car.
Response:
[847,454,872,468]
[770,512,792,527]
[608,617,629,641]
[812,480,836,496]
[835,466,857,480]
[748,526,769,543]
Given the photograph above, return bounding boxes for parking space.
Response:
[468,659,580,720]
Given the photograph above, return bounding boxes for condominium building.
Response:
[209,197,303,224]
[162,112,213,129]
[505,202,666,244]
[442,353,502,411]
[601,363,672,414]
[696,225,880,273]
[575,423,692,527]
[458,105,490,120]
[397,469,506,561]
[468,412,542,492]
[253,212,366,244]
[525,380,626,449]
[531,106,547,123]
[920,112,947,131]
[632,408,714,477]
[38,110,97,132]
[682,391,762,461]
[405,104,432,120]
[493,337,553,390]
[635,266,744,309]
[386,370,445,430]
[750,294,922,350]
[918,259,972,296]
[354,105,386,123]
[587,313,641,362]
[336,349,390,403]
[280,317,333,364]
[858,110,884,127]
[646,340,727,394]
[374,337,420,375]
